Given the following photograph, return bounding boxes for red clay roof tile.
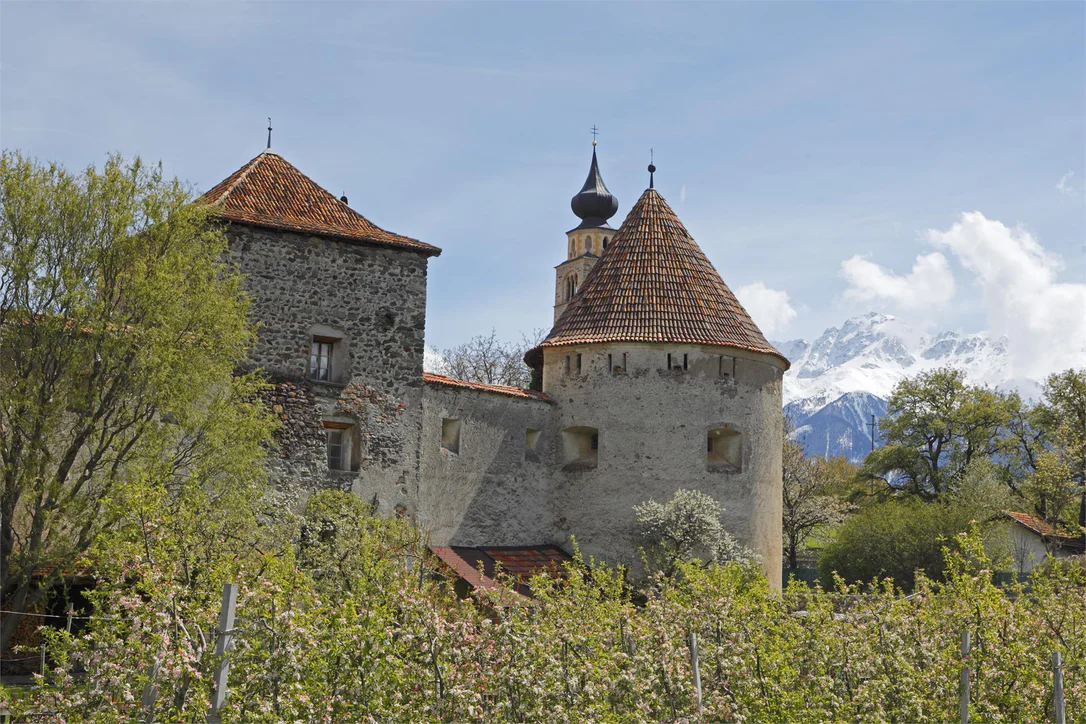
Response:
[544,188,787,366]
[200,151,441,256]
[423,372,553,402]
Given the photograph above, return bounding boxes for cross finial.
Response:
[648,148,656,189]
[266,117,272,150]
[590,124,599,147]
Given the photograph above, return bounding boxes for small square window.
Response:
[525,428,541,451]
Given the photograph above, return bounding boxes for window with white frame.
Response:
[310,337,335,381]
[324,420,359,472]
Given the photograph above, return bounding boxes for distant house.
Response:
[1000,511,1084,574]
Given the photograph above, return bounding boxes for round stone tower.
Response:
[541,171,790,585]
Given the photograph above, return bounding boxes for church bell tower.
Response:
[554,142,619,322]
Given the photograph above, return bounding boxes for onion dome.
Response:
[570,148,619,230]
[546,185,788,367]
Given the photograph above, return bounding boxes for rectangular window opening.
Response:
[576,354,582,374]
[441,418,461,455]
[324,420,357,472]
[683,353,689,370]
[310,339,334,381]
[667,353,672,369]
[565,355,571,374]
[561,426,599,471]
[525,428,541,451]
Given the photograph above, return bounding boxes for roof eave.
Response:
[211,213,443,257]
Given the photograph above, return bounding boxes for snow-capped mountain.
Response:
[775,313,1037,461]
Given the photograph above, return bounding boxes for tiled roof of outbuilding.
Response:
[423,372,553,402]
[1004,510,1085,550]
[432,545,572,597]
[200,151,441,256]
[544,187,787,366]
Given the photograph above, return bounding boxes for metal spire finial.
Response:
[266,117,272,150]
[590,124,599,147]
[648,148,656,189]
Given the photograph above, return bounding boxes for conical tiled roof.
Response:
[201,151,440,255]
[544,188,787,366]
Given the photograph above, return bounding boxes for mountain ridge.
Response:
[775,312,1038,461]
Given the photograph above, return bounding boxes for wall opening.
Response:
[683,353,689,371]
[576,353,582,374]
[707,427,742,473]
[525,428,541,451]
[718,355,734,379]
[562,426,599,471]
[308,325,348,383]
[324,420,359,472]
[441,418,461,455]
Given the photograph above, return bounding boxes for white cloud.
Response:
[840,251,956,313]
[424,346,445,373]
[926,212,1086,379]
[1056,170,1075,196]
[736,282,797,336]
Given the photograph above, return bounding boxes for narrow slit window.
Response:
[576,354,582,374]
[565,355,571,374]
[683,353,689,370]
[608,353,613,371]
[667,353,672,369]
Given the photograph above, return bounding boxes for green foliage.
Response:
[864,366,1017,499]
[820,461,1010,589]
[634,488,752,577]
[0,151,275,650]
[12,524,1084,723]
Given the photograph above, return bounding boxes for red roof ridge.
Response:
[201,151,441,256]
[1003,510,1082,542]
[422,372,553,402]
[209,151,270,207]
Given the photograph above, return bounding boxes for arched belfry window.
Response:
[602,236,609,250]
[566,275,579,301]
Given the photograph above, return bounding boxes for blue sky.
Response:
[3,2,1083,363]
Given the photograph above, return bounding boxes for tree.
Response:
[437,328,545,388]
[781,440,853,569]
[862,367,1016,500]
[1019,369,1086,545]
[0,152,274,650]
[634,488,752,577]
[820,460,1010,589]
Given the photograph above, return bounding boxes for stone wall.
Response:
[542,342,786,585]
[418,380,556,546]
[227,224,431,499]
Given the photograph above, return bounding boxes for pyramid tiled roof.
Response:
[200,151,440,256]
[544,188,787,366]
